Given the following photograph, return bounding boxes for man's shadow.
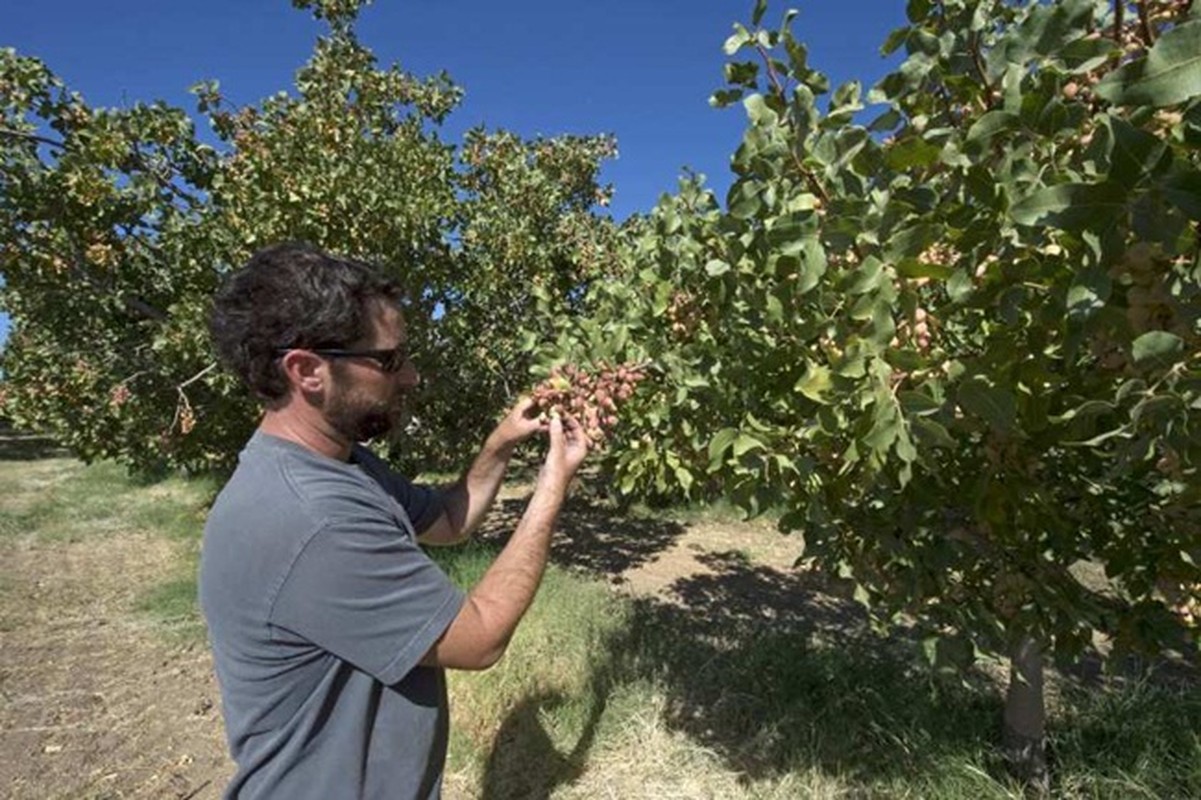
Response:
[479,688,605,800]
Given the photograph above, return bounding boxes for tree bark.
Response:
[1003,636,1049,795]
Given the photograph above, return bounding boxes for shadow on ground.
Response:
[476,504,1201,799]
[475,495,689,578]
[0,429,71,461]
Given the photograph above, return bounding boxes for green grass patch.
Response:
[137,571,209,645]
[0,453,214,642]
[0,457,216,544]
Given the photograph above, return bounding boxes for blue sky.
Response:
[2,1,907,346]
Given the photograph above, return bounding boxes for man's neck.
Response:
[259,408,353,462]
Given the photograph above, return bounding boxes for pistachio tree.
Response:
[541,0,1200,785]
[0,0,619,474]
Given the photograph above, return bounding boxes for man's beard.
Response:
[325,381,408,443]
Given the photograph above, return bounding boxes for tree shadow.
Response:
[593,550,1004,786]
[480,538,1007,793]
[482,530,1201,795]
[475,495,689,579]
[0,428,72,461]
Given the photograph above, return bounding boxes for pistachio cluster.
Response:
[530,362,647,443]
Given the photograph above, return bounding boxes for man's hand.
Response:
[488,397,546,454]
[539,412,590,491]
[423,398,546,546]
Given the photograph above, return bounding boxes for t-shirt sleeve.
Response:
[351,445,446,534]
[270,515,465,685]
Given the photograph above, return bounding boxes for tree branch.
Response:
[178,362,217,389]
[0,127,66,151]
[969,33,996,110]
[1136,0,1155,46]
[753,43,832,206]
[64,247,169,322]
[126,145,205,209]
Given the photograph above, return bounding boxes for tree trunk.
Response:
[1003,636,1049,795]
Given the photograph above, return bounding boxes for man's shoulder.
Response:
[236,432,376,494]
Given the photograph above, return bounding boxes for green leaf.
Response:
[795,361,833,403]
[884,137,942,170]
[846,255,885,294]
[728,179,763,219]
[1106,116,1169,189]
[751,0,768,26]
[705,258,731,277]
[958,377,1017,434]
[708,427,740,470]
[710,89,745,108]
[1131,331,1185,367]
[1010,181,1128,230]
[868,108,902,132]
[912,417,956,448]
[733,433,766,458]
[895,429,918,463]
[1066,265,1110,320]
[966,111,1019,145]
[988,0,1095,75]
[1059,36,1121,74]
[897,258,954,281]
[1095,20,1201,108]
[1163,165,1201,220]
[674,465,695,494]
[907,0,932,24]
[947,268,975,302]
[899,391,942,416]
[724,23,753,56]
[886,223,938,261]
[797,238,827,294]
[1050,400,1116,423]
[744,93,779,127]
[767,214,815,255]
[864,412,900,453]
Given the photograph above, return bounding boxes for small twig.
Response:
[115,370,150,388]
[1114,0,1125,43]
[179,779,212,800]
[178,362,217,390]
[754,42,789,102]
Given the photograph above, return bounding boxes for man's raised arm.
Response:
[420,413,588,670]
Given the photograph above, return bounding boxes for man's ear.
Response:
[278,350,328,395]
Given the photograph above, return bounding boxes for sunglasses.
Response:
[276,343,412,373]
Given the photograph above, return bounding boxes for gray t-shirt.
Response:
[199,431,465,799]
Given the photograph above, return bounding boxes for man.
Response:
[199,241,588,799]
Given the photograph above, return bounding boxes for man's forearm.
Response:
[442,432,516,540]
[463,481,566,658]
[421,479,568,669]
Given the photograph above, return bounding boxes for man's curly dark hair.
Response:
[209,242,405,402]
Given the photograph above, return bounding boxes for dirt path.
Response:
[0,528,231,799]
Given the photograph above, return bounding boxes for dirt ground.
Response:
[0,452,807,799]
